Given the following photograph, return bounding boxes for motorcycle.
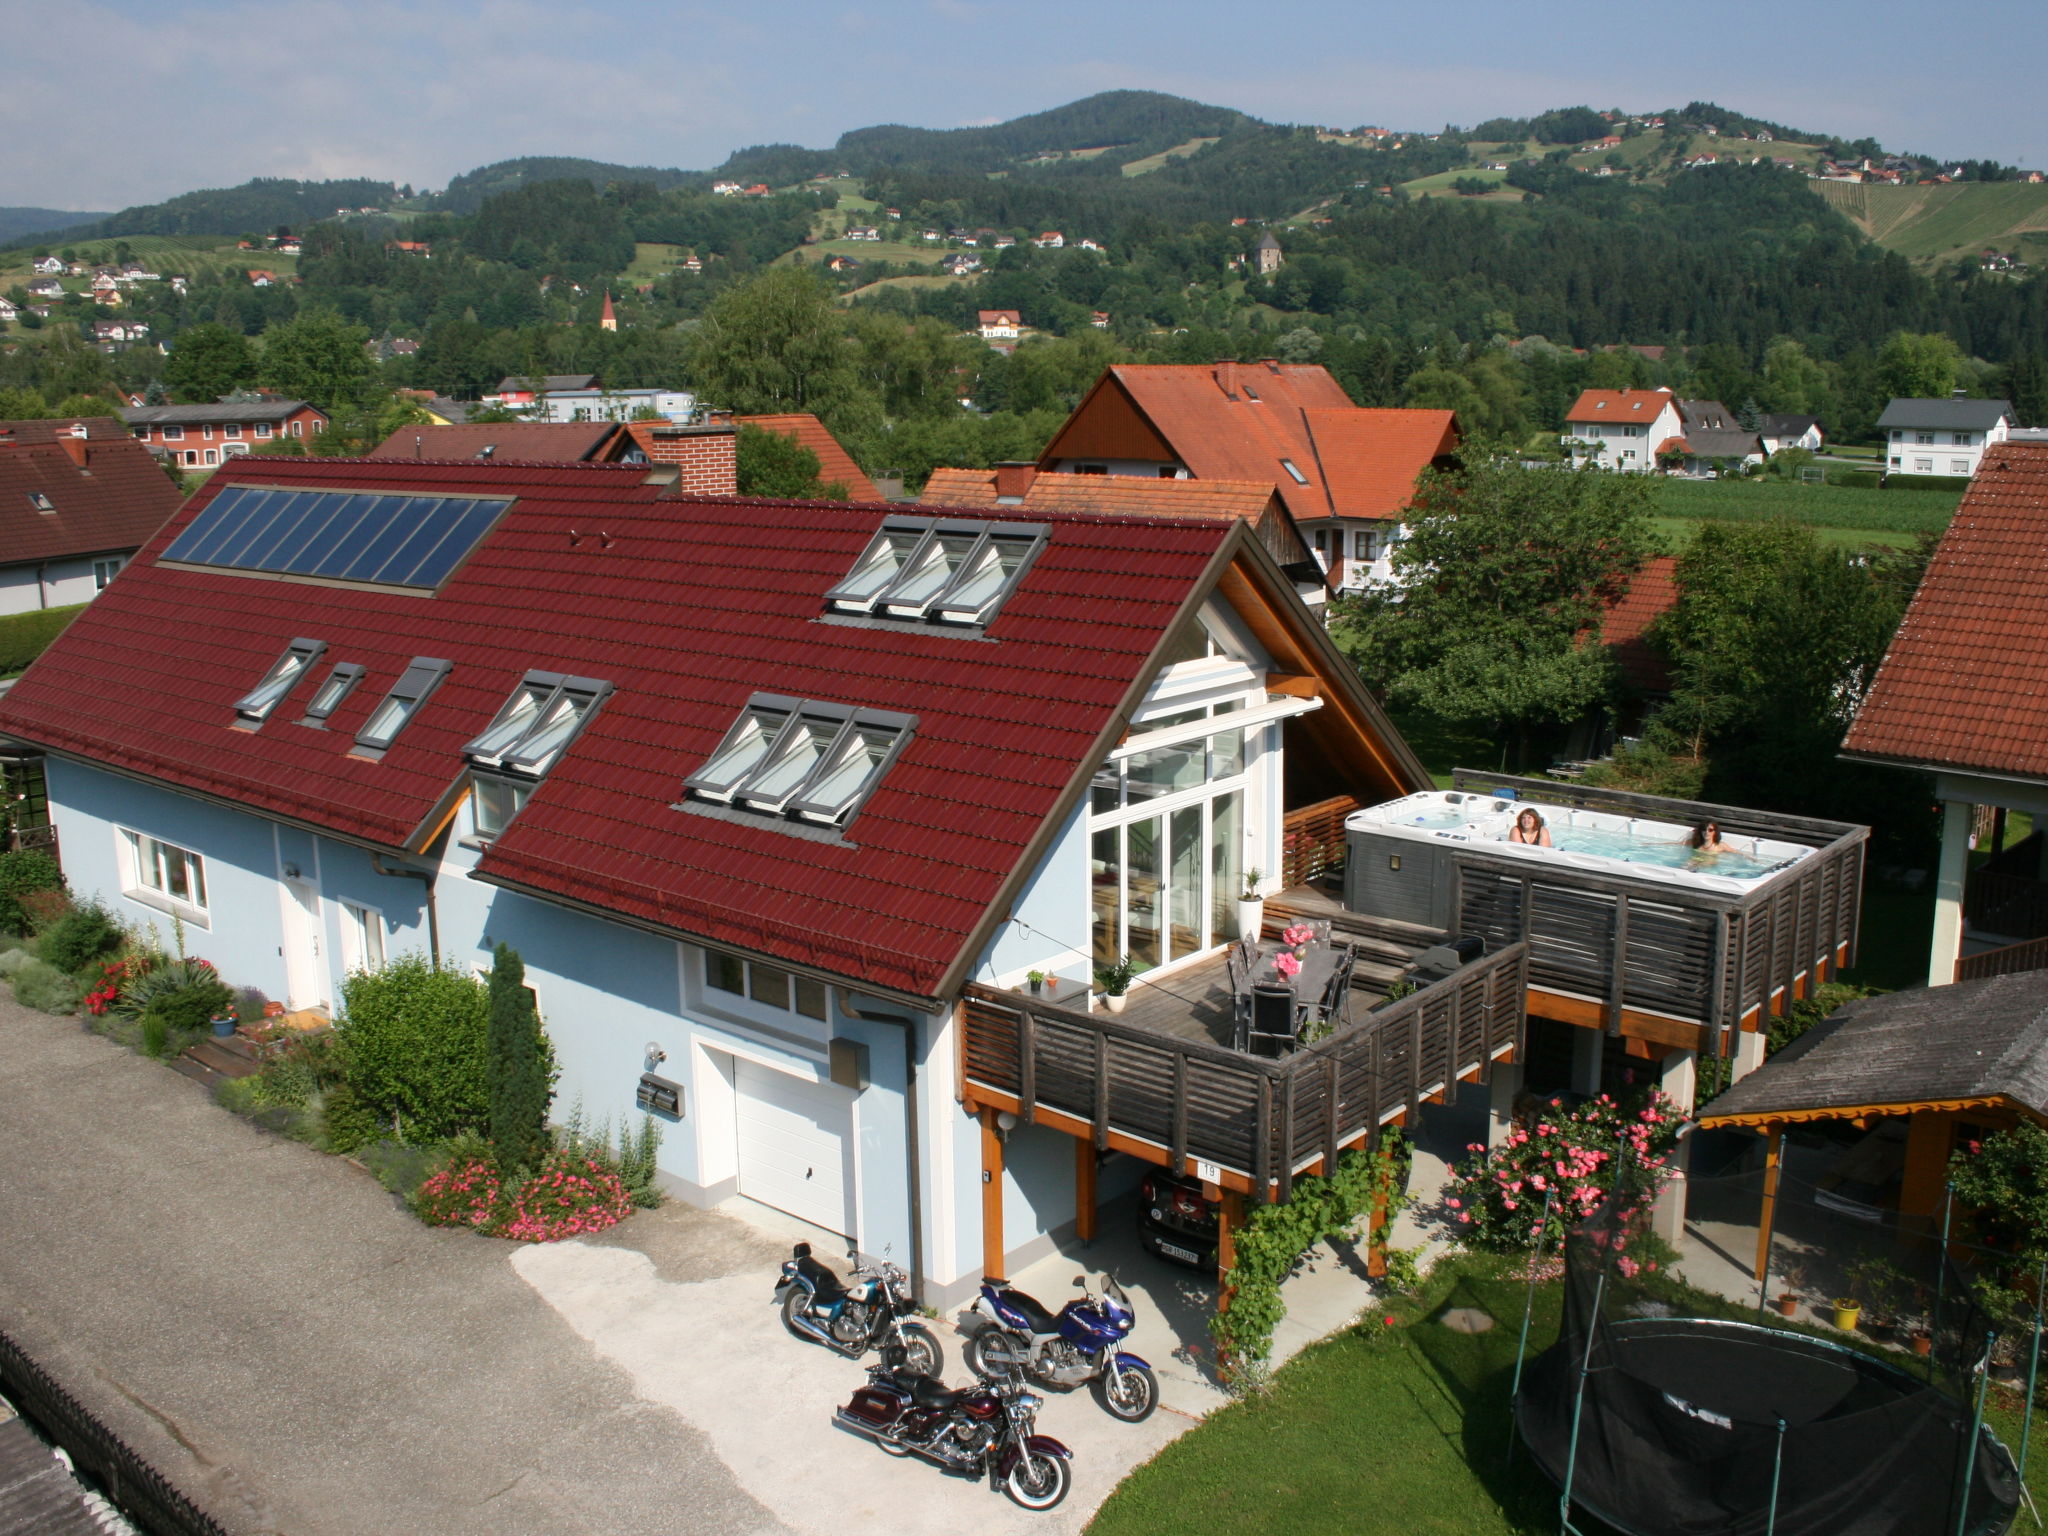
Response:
[835,1347,1073,1512]
[773,1242,944,1378]
[962,1273,1158,1422]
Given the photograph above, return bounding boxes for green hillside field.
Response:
[1812,178,2048,265]
[0,234,295,288]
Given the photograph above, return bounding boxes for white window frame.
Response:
[223,423,242,439]
[118,827,210,926]
[1951,459,1970,474]
[338,899,387,974]
[164,425,184,442]
[93,557,124,590]
[701,949,830,1024]
[255,422,273,438]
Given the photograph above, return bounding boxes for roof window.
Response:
[826,516,1046,627]
[354,657,451,753]
[1280,459,1309,485]
[301,662,365,725]
[235,638,326,723]
[684,693,913,828]
[28,492,55,513]
[159,485,511,592]
[465,672,610,777]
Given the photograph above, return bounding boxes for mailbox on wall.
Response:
[637,1073,683,1119]
[828,1038,869,1093]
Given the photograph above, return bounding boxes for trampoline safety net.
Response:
[1514,1155,2023,1536]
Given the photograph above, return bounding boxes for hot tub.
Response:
[1343,790,1813,928]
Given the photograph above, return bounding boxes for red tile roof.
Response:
[1600,555,1679,692]
[920,467,1280,522]
[366,422,625,461]
[0,457,1252,1000]
[1564,388,1675,423]
[1301,408,1459,521]
[1038,364,1455,525]
[0,427,183,567]
[0,416,137,445]
[1842,444,2048,778]
[736,414,881,500]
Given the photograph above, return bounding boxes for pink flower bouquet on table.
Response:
[1273,950,1303,979]
[1282,922,1315,949]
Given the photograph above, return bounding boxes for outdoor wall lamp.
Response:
[644,1041,667,1066]
[282,861,302,879]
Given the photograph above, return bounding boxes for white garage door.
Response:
[733,1057,854,1236]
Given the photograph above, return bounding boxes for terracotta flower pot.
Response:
[1911,1333,1934,1357]
[1776,1294,1799,1317]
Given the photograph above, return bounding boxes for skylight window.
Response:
[354,657,452,753]
[465,672,610,776]
[827,516,1046,628]
[235,638,326,723]
[301,663,365,725]
[28,492,55,513]
[1280,459,1309,485]
[159,486,511,592]
[685,693,913,828]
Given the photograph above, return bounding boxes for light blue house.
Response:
[0,454,1428,1304]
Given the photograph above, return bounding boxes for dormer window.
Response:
[235,638,326,722]
[684,693,913,828]
[827,516,1046,627]
[301,662,365,725]
[354,657,451,753]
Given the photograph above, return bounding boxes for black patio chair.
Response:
[1318,944,1356,1029]
[1225,948,1251,1051]
[1246,982,1299,1057]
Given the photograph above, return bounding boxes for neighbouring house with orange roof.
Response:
[919,463,1327,607]
[1032,361,1460,591]
[735,414,881,499]
[977,310,1021,340]
[1840,443,2048,986]
[1561,388,1684,473]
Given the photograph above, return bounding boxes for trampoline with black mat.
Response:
[1512,1164,2022,1536]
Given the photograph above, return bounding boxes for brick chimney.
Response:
[992,461,1036,503]
[56,430,89,469]
[637,419,737,496]
[1214,360,1239,399]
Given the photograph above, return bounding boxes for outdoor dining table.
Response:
[1238,937,1343,1003]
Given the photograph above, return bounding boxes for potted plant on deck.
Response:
[1026,969,1048,996]
[1236,869,1265,942]
[1096,955,1138,1014]
[1775,1262,1808,1318]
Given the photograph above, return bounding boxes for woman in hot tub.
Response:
[1508,808,1553,847]
[1686,821,1733,861]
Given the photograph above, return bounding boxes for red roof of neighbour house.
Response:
[366,422,626,461]
[1842,444,2048,778]
[978,310,1021,325]
[921,467,1280,523]
[1039,364,1457,526]
[0,425,183,566]
[1600,555,1680,692]
[1564,388,1675,423]
[0,416,138,445]
[736,414,881,500]
[0,457,1423,1000]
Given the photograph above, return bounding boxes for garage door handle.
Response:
[806,1168,814,1179]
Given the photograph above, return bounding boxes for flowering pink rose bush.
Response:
[412,1156,503,1230]
[494,1150,634,1243]
[1441,1090,1681,1252]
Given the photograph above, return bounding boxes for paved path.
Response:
[0,992,789,1536]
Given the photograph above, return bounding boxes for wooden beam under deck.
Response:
[1525,988,1705,1050]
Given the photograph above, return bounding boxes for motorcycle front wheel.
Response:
[780,1288,817,1342]
[1091,1359,1159,1422]
[964,1328,1026,1378]
[1002,1448,1070,1511]
[893,1321,944,1379]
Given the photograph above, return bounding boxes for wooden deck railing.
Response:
[1965,868,2048,943]
[1281,795,1359,890]
[1445,770,1867,1042]
[1956,934,2048,984]
[960,941,1527,1199]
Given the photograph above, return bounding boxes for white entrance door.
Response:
[733,1057,854,1236]
[280,877,325,1010]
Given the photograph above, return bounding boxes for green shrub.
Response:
[39,899,124,973]
[319,1081,383,1153]
[1825,466,1882,488]
[487,943,555,1171]
[11,957,80,1014]
[215,1076,268,1115]
[138,968,233,1036]
[361,1139,443,1198]
[1889,473,1973,492]
[139,1010,171,1058]
[0,603,86,677]
[253,1031,342,1107]
[557,1102,666,1209]
[0,947,34,978]
[0,849,63,934]
[337,955,491,1141]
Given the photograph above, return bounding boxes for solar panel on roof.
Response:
[159,486,511,590]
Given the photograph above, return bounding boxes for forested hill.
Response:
[14,178,401,246]
[0,207,109,244]
[434,158,705,213]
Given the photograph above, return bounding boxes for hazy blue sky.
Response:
[3,0,2039,210]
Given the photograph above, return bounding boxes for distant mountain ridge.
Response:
[0,207,110,244]
[4,178,400,249]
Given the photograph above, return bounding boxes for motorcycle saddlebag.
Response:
[839,1386,904,1430]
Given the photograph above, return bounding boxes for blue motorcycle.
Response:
[962,1274,1158,1422]
[774,1243,944,1378]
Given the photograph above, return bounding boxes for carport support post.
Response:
[980,1109,1005,1282]
[1074,1139,1097,1245]
[1754,1125,1784,1285]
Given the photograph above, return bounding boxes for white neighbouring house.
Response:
[1877,396,2014,479]
[1561,388,1685,473]
[977,310,1021,340]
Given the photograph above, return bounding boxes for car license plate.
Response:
[1157,1241,1200,1265]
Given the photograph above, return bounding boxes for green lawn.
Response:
[622,242,684,283]
[1652,476,1960,540]
[1090,1253,2048,1536]
[1646,516,1920,553]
